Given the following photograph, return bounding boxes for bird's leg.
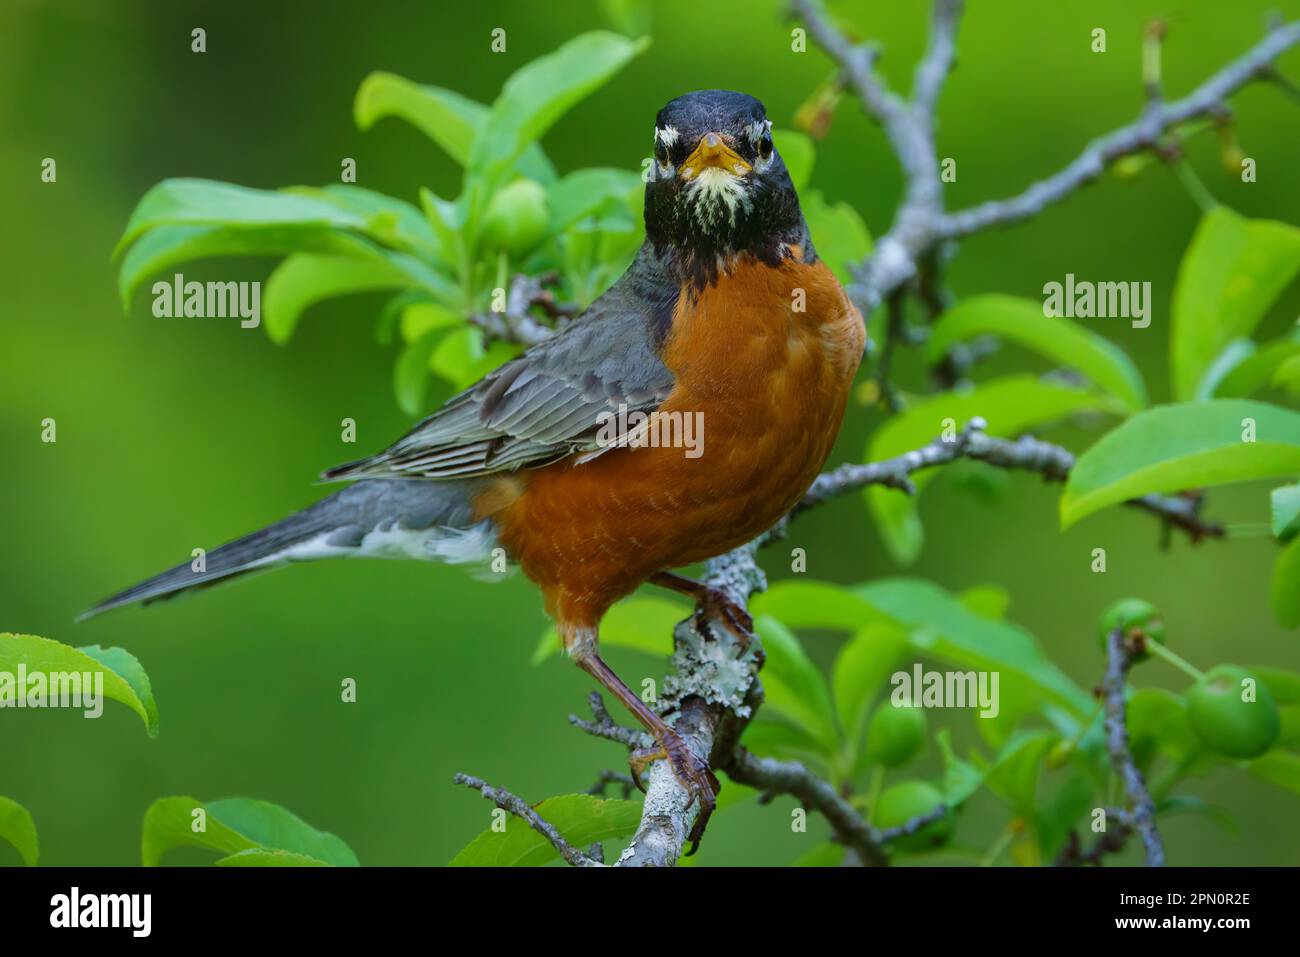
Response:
[649,570,753,644]
[565,626,719,854]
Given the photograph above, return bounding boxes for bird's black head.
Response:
[644,90,806,282]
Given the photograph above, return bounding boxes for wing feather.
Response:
[322,245,679,482]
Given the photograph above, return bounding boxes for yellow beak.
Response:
[680,132,752,180]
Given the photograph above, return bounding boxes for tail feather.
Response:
[79,479,488,621]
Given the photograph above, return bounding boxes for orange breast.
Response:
[486,253,864,627]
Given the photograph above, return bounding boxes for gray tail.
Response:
[79,479,484,621]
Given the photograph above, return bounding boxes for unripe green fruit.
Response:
[1098,598,1165,660]
[1187,664,1280,759]
[480,179,549,256]
[863,701,927,768]
[874,781,952,851]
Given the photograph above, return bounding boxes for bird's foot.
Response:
[693,587,754,647]
[629,727,720,855]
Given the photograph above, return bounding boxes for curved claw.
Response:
[694,588,754,648]
[628,729,719,855]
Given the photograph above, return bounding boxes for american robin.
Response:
[84,90,866,848]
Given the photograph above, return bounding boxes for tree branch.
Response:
[1101,630,1166,866]
[469,273,576,345]
[938,20,1300,239]
[794,418,1224,542]
[453,773,603,867]
[912,0,963,123]
[458,3,1268,868]
[727,749,889,865]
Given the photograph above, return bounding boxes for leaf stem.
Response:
[1146,641,1206,682]
[1171,159,1217,212]
[979,820,1018,867]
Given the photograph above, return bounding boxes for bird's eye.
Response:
[655,141,669,166]
[758,133,774,160]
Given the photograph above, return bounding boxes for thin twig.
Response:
[469,273,575,345]
[794,418,1225,542]
[587,770,636,799]
[569,692,652,749]
[453,773,602,867]
[1100,631,1166,866]
[728,748,889,865]
[938,21,1300,239]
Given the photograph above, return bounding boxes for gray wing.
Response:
[323,245,679,481]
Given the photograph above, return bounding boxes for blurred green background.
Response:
[3,0,1300,866]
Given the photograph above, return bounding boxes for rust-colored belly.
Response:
[487,255,864,626]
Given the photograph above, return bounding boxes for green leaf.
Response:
[801,190,872,284]
[935,730,984,807]
[0,797,38,866]
[855,579,1093,716]
[142,796,356,866]
[866,375,1124,563]
[355,74,482,166]
[1248,750,1300,796]
[1279,706,1300,748]
[118,224,381,312]
[206,798,357,866]
[792,842,845,866]
[927,295,1147,411]
[1255,665,1300,705]
[117,178,367,255]
[216,848,330,866]
[469,32,650,196]
[355,73,556,184]
[1034,772,1096,859]
[831,623,907,748]
[1060,400,1300,529]
[1211,333,1300,398]
[979,730,1056,813]
[429,327,522,390]
[958,585,1011,620]
[1127,688,1198,768]
[263,252,421,344]
[79,645,159,736]
[754,615,838,750]
[1155,795,1239,836]
[0,634,158,737]
[1170,206,1300,400]
[141,796,256,866]
[546,167,643,234]
[751,580,889,633]
[741,716,832,770]
[1271,535,1300,628]
[773,129,815,193]
[286,185,440,257]
[1273,354,1300,391]
[394,326,452,416]
[1271,484,1300,541]
[450,794,641,866]
[531,596,686,664]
